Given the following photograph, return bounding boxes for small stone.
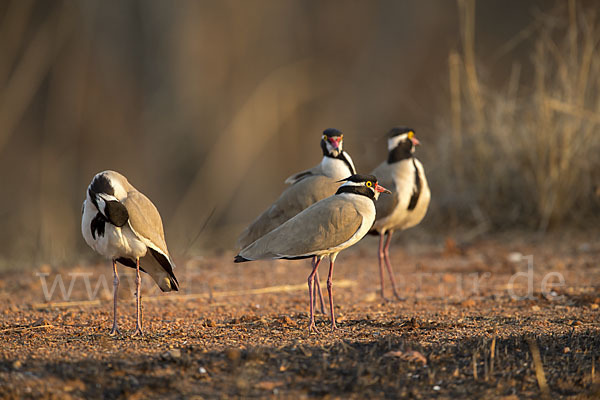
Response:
[433,385,441,391]
[198,367,207,374]
[12,360,22,369]
[507,252,523,263]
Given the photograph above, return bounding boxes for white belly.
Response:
[81,199,147,260]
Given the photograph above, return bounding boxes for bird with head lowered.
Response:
[81,170,179,337]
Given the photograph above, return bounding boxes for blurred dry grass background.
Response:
[0,0,597,267]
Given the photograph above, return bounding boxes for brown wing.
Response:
[371,162,398,221]
[120,190,179,290]
[236,175,340,248]
[122,190,169,255]
[239,195,363,260]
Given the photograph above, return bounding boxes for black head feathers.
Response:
[338,174,378,184]
[323,128,343,137]
[387,126,413,138]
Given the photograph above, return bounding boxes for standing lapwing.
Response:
[370,127,430,300]
[81,170,179,336]
[237,128,356,313]
[237,128,356,248]
[235,174,390,332]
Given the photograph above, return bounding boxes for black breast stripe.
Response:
[325,152,355,175]
[339,151,356,175]
[407,158,422,211]
[90,212,107,239]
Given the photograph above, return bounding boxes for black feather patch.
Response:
[90,174,114,196]
[90,212,107,239]
[149,248,179,291]
[290,170,313,183]
[105,200,129,227]
[407,159,422,211]
[88,174,114,210]
[116,257,148,276]
[388,141,413,163]
[336,185,376,202]
[234,255,249,263]
[338,151,356,175]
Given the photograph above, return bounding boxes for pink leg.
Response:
[326,256,337,331]
[307,257,322,332]
[383,231,402,300]
[109,260,121,336]
[313,258,326,314]
[133,258,144,336]
[378,233,388,300]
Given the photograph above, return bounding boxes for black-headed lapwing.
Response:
[81,170,179,336]
[235,174,390,332]
[237,128,356,248]
[236,128,356,314]
[370,127,430,300]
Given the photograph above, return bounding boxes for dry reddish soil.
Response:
[0,234,599,399]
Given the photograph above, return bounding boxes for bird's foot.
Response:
[109,325,121,336]
[132,326,144,337]
[393,292,407,301]
[380,294,392,303]
[330,322,338,332]
[308,321,320,334]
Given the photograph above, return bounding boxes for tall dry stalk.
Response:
[438,0,600,230]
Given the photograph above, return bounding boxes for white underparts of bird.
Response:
[234,174,391,332]
[81,170,179,337]
[369,127,431,300]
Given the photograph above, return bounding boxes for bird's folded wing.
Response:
[284,164,322,185]
[239,196,362,260]
[122,191,169,255]
[237,175,339,249]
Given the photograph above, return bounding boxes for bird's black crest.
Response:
[338,174,378,184]
[323,128,343,137]
[387,126,413,138]
[89,173,114,196]
[88,173,114,210]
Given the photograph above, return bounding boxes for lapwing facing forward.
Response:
[237,128,356,248]
[235,174,390,332]
[236,129,356,314]
[81,170,179,336]
[370,127,430,300]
